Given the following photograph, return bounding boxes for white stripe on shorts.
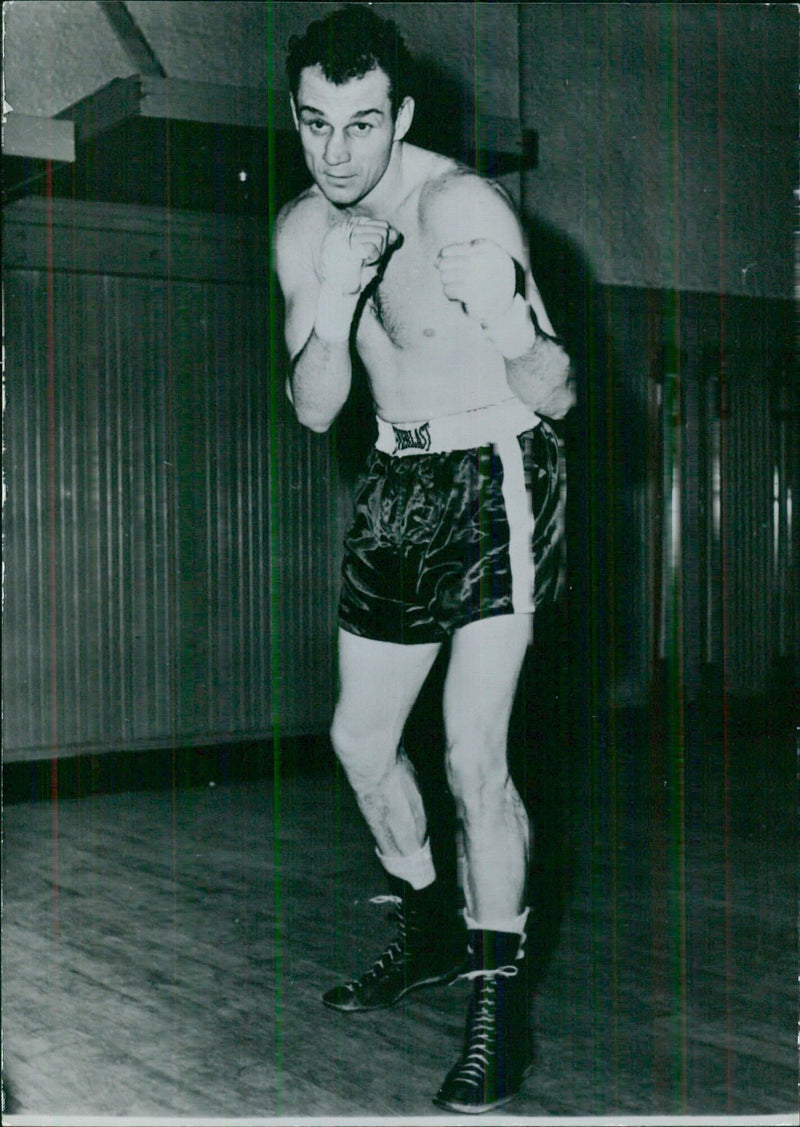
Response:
[373,399,541,615]
[495,433,536,614]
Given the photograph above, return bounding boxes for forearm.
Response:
[506,333,575,421]
[288,285,360,433]
[290,332,352,433]
[483,295,575,420]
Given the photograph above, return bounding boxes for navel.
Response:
[422,327,436,338]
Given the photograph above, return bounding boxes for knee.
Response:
[445,733,509,810]
[330,711,394,793]
[329,710,366,771]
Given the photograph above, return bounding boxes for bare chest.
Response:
[358,217,459,350]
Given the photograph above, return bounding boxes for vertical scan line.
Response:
[45,161,60,945]
[654,5,690,1106]
[600,8,620,1098]
[669,7,688,1106]
[161,114,181,1039]
[266,2,284,1105]
[714,3,734,1107]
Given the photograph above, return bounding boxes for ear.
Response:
[290,95,299,131]
[392,96,415,143]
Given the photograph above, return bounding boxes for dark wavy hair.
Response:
[286,5,415,117]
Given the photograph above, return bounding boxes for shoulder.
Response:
[418,165,523,252]
[274,187,327,249]
[273,187,329,285]
[419,163,515,212]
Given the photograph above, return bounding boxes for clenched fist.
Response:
[319,216,400,296]
[435,238,518,326]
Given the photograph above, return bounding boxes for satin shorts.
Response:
[338,417,565,645]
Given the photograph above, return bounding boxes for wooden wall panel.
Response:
[587,287,795,705]
[3,198,793,762]
[3,203,343,761]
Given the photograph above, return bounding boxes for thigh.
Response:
[443,614,531,758]
[334,628,442,751]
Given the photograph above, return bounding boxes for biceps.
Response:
[283,285,318,362]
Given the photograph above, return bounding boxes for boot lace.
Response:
[450,965,518,1086]
[342,895,406,989]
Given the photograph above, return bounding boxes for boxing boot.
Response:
[322,875,464,1011]
[433,927,532,1113]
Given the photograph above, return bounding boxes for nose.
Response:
[323,130,351,167]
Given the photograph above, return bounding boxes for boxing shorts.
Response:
[339,398,565,644]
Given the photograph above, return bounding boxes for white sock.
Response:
[376,839,436,890]
[464,906,530,937]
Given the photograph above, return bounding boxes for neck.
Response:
[350,142,407,217]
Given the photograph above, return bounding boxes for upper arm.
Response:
[422,174,526,261]
[273,199,320,363]
[422,174,556,336]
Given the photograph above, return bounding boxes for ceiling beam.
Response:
[96,0,166,78]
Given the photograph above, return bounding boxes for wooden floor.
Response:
[2,722,797,1124]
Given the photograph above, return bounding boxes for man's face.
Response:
[292,65,411,207]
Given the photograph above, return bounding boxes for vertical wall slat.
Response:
[723,341,774,695]
[3,203,341,761]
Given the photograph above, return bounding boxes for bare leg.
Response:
[443,614,532,922]
[435,614,534,1112]
[324,630,461,1013]
[330,628,441,859]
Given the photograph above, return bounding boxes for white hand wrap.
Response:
[480,293,538,360]
[313,283,360,344]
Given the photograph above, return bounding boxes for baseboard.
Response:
[2,734,335,805]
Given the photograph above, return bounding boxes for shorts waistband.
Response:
[375,400,541,456]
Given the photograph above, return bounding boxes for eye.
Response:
[349,122,373,135]
[305,120,328,134]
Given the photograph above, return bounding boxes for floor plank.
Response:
[2,729,797,1121]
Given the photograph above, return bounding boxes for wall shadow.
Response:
[397,201,624,985]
